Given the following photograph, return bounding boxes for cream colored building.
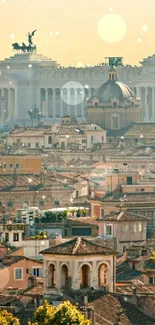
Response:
[7,123,106,149]
[41,237,116,296]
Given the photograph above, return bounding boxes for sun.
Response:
[97,14,126,43]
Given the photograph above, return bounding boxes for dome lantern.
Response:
[108,66,117,81]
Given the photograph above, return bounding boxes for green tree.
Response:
[0,310,20,325]
[28,300,91,325]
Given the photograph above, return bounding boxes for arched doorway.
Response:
[80,264,91,288]
[98,264,108,288]
[61,264,68,288]
[48,264,55,288]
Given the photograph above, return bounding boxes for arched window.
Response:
[48,136,52,144]
[48,264,56,288]
[15,163,20,169]
[80,264,91,288]
[98,263,108,287]
[10,162,13,169]
[61,264,68,288]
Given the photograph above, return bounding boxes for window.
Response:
[121,223,129,233]
[15,163,19,169]
[127,177,132,185]
[13,233,19,241]
[28,143,31,148]
[140,210,146,216]
[134,222,142,232]
[7,201,13,208]
[94,101,98,107]
[140,188,145,192]
[10,162,13,169]
[111,115,119,129]
[14,268,23,280]
[112,101,118,107]
[105,224,112,235]
[101,209,104,218]
[147,211,153,225]
[3,163,6,169]
[149,277,155,284]
[39,200,44,206]
[123,246,126,253]
[142,249,147,256]
[35,142,39,148]
[32,268,40,277]
[5,233,9,242]
[102,136,104,142]
[91,136,93,144]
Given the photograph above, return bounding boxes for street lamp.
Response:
[121,136,124,143]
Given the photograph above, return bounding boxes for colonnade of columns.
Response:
[0,88,16,121]
[132,86,155,122]
[40,87,95,119]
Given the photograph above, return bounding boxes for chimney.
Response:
[84,294,88,305]
[80,305,95,325]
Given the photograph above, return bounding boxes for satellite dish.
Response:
[23,203,28,210]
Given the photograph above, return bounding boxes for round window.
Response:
[15,163,19,169]
[10,163,13,169]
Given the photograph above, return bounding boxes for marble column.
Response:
[45,89,48,117]
[60,90,63,117]
[36,88,40,110]
[53,88,56,119]
[151,87,155,121]
[1,89,5,121]
[14,88,18,119]
[8,89,11,121]
[74,89,78,118]
[67,88,71,115]
[144,87,149,122]
[136,87,140,99]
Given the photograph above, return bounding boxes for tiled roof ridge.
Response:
[117,211,124,220]
[72,237,81,254]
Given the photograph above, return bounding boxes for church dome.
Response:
[88,67,135,105]
[96,80,135,103]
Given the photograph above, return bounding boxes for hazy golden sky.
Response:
[1,0,155,66]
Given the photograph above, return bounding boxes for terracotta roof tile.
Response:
[124,123,155,138]
[91,293,155,325]
[99,211,148,221]
[40,237,116,255]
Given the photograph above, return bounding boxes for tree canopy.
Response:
[28,300,91,325]
[0,310,20,325]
